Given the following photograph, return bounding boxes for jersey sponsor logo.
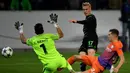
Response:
[111,45,114,49]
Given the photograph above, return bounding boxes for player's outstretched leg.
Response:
[68,55,86,72]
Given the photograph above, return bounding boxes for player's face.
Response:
[82,6,91,16]
[108,32,114,42]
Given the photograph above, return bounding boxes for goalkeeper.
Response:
[14,13,75,73]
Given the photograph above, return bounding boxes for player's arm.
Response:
[69,15,93,24]
[55,24,64,38]
[14,21,27,44]
[116,54,125,69]
[19,33,27,44]
[113,54,125,73]
[48,13,64,39]
[113,47,125,73]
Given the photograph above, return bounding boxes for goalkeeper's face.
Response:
[34,23,44,35]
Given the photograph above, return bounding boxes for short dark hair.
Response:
[109,29,119,36]
[34,23,44,35]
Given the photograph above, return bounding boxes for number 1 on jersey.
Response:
[40,44,48,54]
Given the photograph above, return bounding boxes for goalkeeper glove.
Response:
[14,21,23,33]
[47,13,58,27]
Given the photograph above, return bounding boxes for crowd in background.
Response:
[0,0,122,10]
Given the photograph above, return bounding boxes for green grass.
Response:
[0,50,129,73]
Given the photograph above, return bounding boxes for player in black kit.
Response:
[69,2,98,71]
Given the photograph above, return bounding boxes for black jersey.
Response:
[77,14,98,39]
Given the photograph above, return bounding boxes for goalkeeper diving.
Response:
[14,13,75,73]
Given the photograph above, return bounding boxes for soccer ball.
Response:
[1,46,13,58]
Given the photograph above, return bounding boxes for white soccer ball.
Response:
[1,46,13,58]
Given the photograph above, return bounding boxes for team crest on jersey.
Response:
[111,45,114,49]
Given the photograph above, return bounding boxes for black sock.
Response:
[80,62,86,71]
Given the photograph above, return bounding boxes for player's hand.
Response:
[110,65,114,73]
[69,19,77,23]
[47,13,58,24]
[113,68,119,73]
[14,21,24,33]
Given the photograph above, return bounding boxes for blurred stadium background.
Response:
[0,11,122,51]
[0,0,130,73]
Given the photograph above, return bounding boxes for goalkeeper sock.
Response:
[67,56,75,65]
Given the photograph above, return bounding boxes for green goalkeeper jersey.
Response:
[26,33,62,64]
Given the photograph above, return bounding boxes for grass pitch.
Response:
[0,50,129,73]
